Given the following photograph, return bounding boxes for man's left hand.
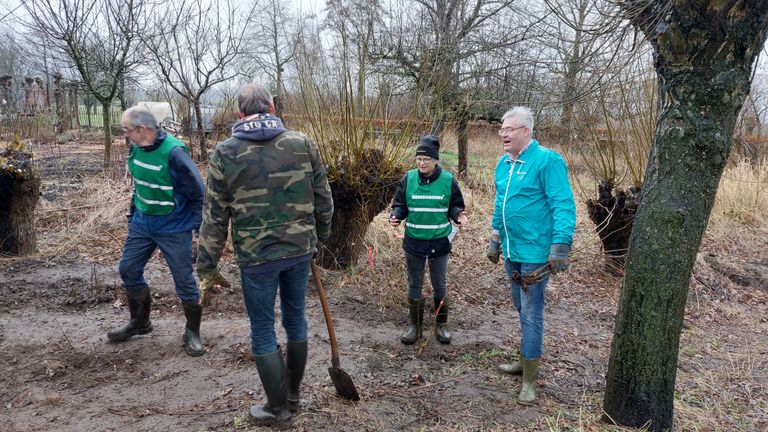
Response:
[548,243,571,275]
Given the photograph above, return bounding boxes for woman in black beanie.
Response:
[388,135,468,345]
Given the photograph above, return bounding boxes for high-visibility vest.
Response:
[404,169,452,240]
[128,135,189,215]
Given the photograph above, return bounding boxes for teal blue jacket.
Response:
[491,140,576,263]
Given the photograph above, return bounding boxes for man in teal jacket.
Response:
[487,106,576,404]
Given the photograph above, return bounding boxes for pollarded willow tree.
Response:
[603,1,768,430]
[288,1,416,269]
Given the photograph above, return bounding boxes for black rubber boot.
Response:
[435,297,452,344]
[286,340,308,412]
[182,300,204,356]
[400,298,425,345]
[248,349,292,425]
[107,288,152,342]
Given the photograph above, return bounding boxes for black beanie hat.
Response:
[416,135,440,160]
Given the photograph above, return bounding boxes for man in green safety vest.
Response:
[107,106,206,357]
[389,135,467,345]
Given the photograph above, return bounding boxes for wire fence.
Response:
[0,106,123,143]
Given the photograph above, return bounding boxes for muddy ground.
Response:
[1,140,766,431]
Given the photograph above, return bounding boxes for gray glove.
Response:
[548,243,571,275]
[486,238,502,264]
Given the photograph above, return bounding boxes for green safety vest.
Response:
[128,135,189,216]
[404,169,452,240]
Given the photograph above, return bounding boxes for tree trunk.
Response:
[455,101,469,177]
[318,198,374,269]
[194,99,206,162]
[53,74,66,131]
[69,86,80,129]
[102,100,113,168]
[0,149,40,255]
[603,2,768,430]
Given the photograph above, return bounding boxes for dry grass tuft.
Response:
[36,174,131,261]
[710,157,768,227]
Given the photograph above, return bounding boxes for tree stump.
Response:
[0,148,40,255]
[585,180,640,274]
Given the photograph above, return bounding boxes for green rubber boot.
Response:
[248,349,292,425]
[285,340,308,412]
[434,297,452,344]
[518,356,540,405]
[400,298,424,345]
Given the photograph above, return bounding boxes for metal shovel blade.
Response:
[329,366,360,401]
[311,260,360,401]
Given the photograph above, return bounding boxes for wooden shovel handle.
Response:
[311,260,341,369]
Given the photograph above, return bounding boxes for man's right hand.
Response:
[199,272,231,306]
[486,237,502,264]
[388,215,401,227]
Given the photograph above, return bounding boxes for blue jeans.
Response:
[504,260,549,360]
[119,224,198,302]
[405,252,448,300]
[241,260,311,355]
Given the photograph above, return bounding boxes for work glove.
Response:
[486,237,502,264]
[199,272,231,306]
[548,243,571,275]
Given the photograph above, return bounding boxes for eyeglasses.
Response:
[415,157,434,164]
[498,125,526,136]
[122,125,142,134]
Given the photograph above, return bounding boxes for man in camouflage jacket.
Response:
[196,83,333,426]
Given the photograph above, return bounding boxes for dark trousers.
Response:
[405,252,448,300]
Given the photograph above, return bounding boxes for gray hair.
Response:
[123,106,158,130]
[501,106,534,136]
[239,83,273,116]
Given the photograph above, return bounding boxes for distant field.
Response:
[77,106,122,128]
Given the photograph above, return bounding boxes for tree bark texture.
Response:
[603,2,768,430]
[0,149,40,255]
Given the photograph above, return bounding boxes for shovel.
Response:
[310,260,360,401]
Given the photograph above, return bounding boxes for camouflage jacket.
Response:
[196,114,333,279]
